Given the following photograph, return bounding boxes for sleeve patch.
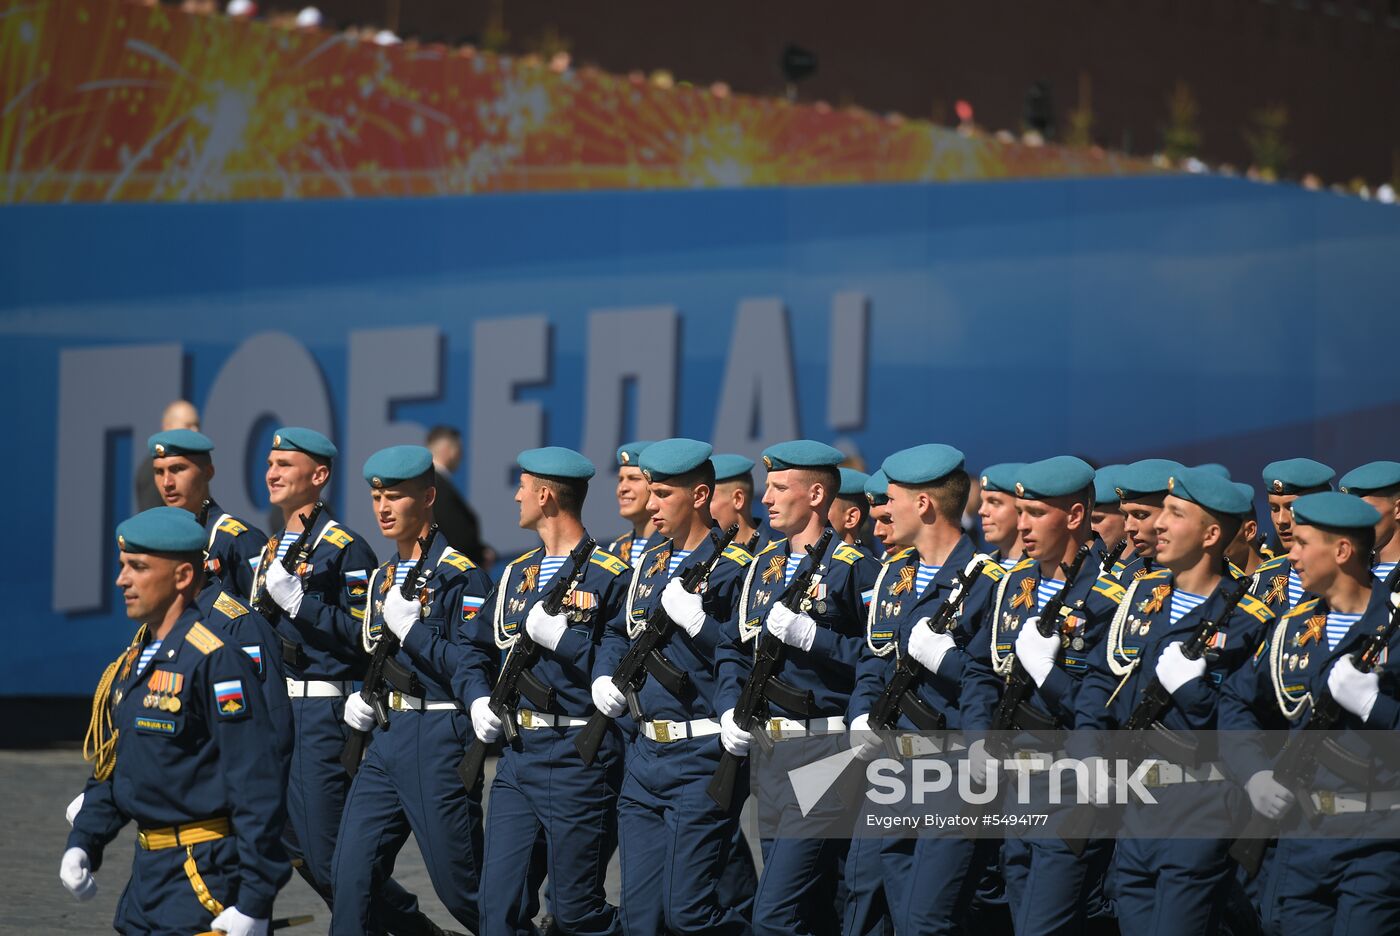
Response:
[216,517,248,537]
[323,528,353,549]
[590,550,629,576]
[1237,593,1274,623]
[462,595,486,621]
[861,587,875,608]
[213,679,248,718]
[212,592,249,620]
[240,644,264,675]
[350,606,366,620]
[832,544,863,565]
[441,551,475,572]
[185,623,224,655]
[1092,576,1127,605]
[345,570,369,598]
[722,543,754,567]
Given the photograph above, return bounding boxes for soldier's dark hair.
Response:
[716,472,755,497]
[534,475,589,515]
[1318,524,1377,564]
[835,492,871,525]
[903,469,973,523]
[670,461,717,507]
[793,467,841,505]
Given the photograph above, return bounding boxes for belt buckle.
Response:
[1143,762,1162,788]
[390,690,403,711]
[137,830,151,849]
[769,717,786,741]
[1316,790,1336,815]
[653,720,672,743]
[898,735,915,758]
[520,709,535,729]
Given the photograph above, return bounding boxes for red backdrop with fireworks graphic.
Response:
[1,0,1152,203]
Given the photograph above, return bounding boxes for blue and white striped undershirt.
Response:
[275,535,296,561]
[1374,561,1397,583]
[1287,568,1305,607]
[1169,590,1208,625]
[1035,579,1064,612]
[999,557,1020,570]
[668,550,693,578]
[137,640,164,673]
[630,537,650,569]
[1326,611,1363,652]
[916,563,941,597]
[393,559,418,587]
[537,555,567,589]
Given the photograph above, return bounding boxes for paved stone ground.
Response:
[0,748,760,935]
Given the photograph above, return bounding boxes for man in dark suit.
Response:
[428,425,492,566]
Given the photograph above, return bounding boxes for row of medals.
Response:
[143,690,181,712]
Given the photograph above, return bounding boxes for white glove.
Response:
[1155,641,1207,695]
[1328,656,1381,721]
[1245,769,1296,820]
[1014,617,1060,687]
[1080,755,1114,806]
[968,737,998,787]
[661,579,707,638]
[343,692,377,732]
[470,696,502,743]
[591,676,627,718]
[525,602,569,651]
[264,561,304,618]
[65,792,84,827]
[210,905,268,936]
[60,847,96,901]
[720,707,752,757]
[766,603,817,652]
[848,712,884,761]
[381,588,419,642]
[908,623,956,674]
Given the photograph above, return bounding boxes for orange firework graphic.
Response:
[0,0,1152,203]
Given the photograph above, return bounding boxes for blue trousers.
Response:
[329,707,483,935]
[616,735,751,936]
[1111,838,1234,936]
[114,836,246,935]
[1002,836,1113,936]
[480,726,622,936]
[753,835,847,936]
[842,835,897,936]
[286,695,421,928]
[1261,836,1400,935]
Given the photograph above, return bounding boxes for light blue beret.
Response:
[1231,482,1258,517]
[761,440,845,472]
[1092,464,1126,506]
[1166,467,1252,517]
[980,462,1025,495]
[1339,461,1400,496]
[616,441,653,468]
[1115,458,1183,500]
[1291,491,1381,530]
[837,468,870,499]
[1262,458,1334,495]
[640,439,714,483]
[882,444,966,486]
[1015,456,1095,499]
[272,427,337,461]
[711,454,756,483]
[363,445,435,488]
[116,507,208,554]
[1196,463,1232,480]
[148,429,214,460]
[519,446,596,481]
[864,469,890,507]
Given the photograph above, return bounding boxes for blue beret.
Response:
[1339,461,1400,496]
[116,507,208,554]
[640,438,713,483]
[837,468,870,499]
[1115,459,1183,500]
[882,444,966,486]
[711,454,756,483]
[1092,464,1126,505]
[761,440,844,472]
[1015,456,1095,499]
[148,429,214,460]
[1196,463,1232,480]
[519,446,596,481]
[864,469,890,507]
[363,445,434,488]
[273,427,337,461]
[980,462,1025,495]
[1231,482,1258,517]
[1291,491,1381,530]
[1166,467,1251,517]
[616,441,653,468]
[1262,458,1334,495]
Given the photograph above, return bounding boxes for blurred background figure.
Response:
[427,424,492,566]
[135,400,200,512]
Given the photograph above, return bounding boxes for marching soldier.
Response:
[148,429,268,599]
[609,442,657,570]
[712,453,769,552]
[970,456,1124,936]
[249,428,427,930]
[978,463,1027,567]
[830,467,872,548]
[720,440,880,936]
[1075,468,1274,935]
[331,445,494,935]
[593,438,754,935]
[864,469,898,554]
[1250,459,1335,617]
[1114,459,1184,581]
[1221,492,1400,932]
[62,508,289,936]
[1223,482,1269,579]
[466,447,631,936]
[1338,460,1400,585]
[1089,464,1127,560]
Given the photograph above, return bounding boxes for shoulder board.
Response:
[1257,555,1290,573]
[1138,569,1172,582]
[721,543,754,567]
[886,546,916,564]
[1283,597,1321,620]
[758,538,786,557]
[186,622,224,655]
[509,547,542,566]
[980,562,1006,582]
[440,549,475,572]
[323,528,353,549]
[1009,557,1037,574]
[212,592,249,620]
[1092,575,1127,604]
[590,549,629,576]
[1236,593,1274,623]
[832,543,863,565]
[216,517,248,537]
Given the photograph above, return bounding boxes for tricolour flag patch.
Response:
[214,679,247,718]
[462,595,486,621]
[241,645,264,675]
[861,588,875,609]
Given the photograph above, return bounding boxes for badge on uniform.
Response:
[205,557,222,575]
[892,566,915,596]
[1010,578,1036,610]
[418,586,434,618]
[648,551,671,579]
[346,570,369,598]
[1298,615,1326,647]
[1264,576,1288,606]
[213,679,247,718]
[762,556,786,585]
[135,716,176,735]
[241,645,264,675]
[1139,585,1171,616]
[519,565,540,593]
[461,595,485,622]
[144,670,185,712]
[565,590,598,622]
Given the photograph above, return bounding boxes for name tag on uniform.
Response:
[135,717,176,734]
